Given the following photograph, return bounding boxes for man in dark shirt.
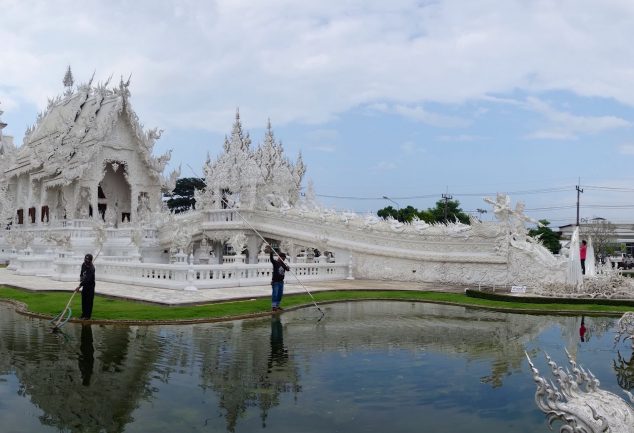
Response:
[266,246,290,311]
[75,254,96,319]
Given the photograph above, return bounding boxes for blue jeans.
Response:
[272,281,284,308]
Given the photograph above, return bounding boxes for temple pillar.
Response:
[92,183,99,221]
[246,234,261,264]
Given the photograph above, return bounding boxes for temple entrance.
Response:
[98,162,131,225]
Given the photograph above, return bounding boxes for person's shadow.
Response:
[78,324,94,386]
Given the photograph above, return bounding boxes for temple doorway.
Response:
[98,162,131,224]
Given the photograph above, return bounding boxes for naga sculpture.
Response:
[526,350,634,433]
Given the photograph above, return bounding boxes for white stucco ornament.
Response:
[526,351,634,433]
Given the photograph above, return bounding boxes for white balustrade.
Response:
[92,260,347,290]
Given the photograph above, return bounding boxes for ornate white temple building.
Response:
[0,70,582,292]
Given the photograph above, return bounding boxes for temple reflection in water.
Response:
[0,302,627,433]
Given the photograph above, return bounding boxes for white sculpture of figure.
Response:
[55,190,66,220]
[228,233,247,256]
[484,193,512,224]
[104,206,116,227]
[195,236,215,264]
[77,187,91,219]
[510,201,541,242]
[137,193,151,223]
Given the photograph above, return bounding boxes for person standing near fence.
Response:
[265,246,290,312]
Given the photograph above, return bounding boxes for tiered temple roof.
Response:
[5,72,170,189]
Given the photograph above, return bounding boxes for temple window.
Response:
[41,206,49,223]
[16,209,23,224]
[28,207,36,224]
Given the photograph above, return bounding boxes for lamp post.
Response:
[382,196,400,210]
[382,195,401,222]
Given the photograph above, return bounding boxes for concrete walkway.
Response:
[0,268,464,305]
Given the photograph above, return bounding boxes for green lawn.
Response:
[0,286,631,323]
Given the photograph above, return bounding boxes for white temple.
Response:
[0,69,609,293]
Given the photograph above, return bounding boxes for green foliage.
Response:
[165,177,206,213]
[377,199,470,224]
[527,219,561,254]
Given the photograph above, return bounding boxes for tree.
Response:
[376,200,470,224]
[377,205,399,221]
[528,220,561,254]
[420,199,470,224]
[165,177,206,213]
[580,218,617,259]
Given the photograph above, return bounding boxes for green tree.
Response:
[420,199,470,224]
[528,219,561,254]
[377,206,399,221]
[377,200,470,224]
[165,177,206,213]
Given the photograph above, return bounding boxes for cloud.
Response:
[3,0,634,135]
[438,134,485,142]
[400,140,426,153]
[618,144,634,155]
[392,105,471,128]
[374,161,398,171]
[523,97,631,140]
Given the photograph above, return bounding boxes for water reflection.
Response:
[0,302,630,433]
[78,324,94,386]
[580,316,587,342]
[614,351,634,391]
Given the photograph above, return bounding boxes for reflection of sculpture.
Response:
[614,351,634,392]
[526,351,634,433]
[615,312,634,347]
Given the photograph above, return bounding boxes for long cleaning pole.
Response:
[220,197,325,318]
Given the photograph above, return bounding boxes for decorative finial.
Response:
[63,66,74,89]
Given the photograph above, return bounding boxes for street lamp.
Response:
[382,195,400,210]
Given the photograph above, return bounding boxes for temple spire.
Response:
[63,66,74,89]
[62,66,74,97]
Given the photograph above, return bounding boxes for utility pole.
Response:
[442,192,452,222]
[576,180,583,226]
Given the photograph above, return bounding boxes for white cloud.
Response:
[618,144,634,155]
[374,161,398,171]
[400,140,426,153]
[438,134,485,142]
[392,105,471,128]
[523,97,631,140]
[2,0,634,135]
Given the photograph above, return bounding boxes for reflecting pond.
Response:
[0,301,632,433]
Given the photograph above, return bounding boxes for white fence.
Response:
[10,251,348,290]
[96,260,348,289]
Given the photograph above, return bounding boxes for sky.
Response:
[3,0,634,227]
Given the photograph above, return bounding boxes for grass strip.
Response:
[0,286,631,323]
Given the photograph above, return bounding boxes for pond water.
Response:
[0,301,632,433]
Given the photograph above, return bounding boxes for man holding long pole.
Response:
[265,245,290,312]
